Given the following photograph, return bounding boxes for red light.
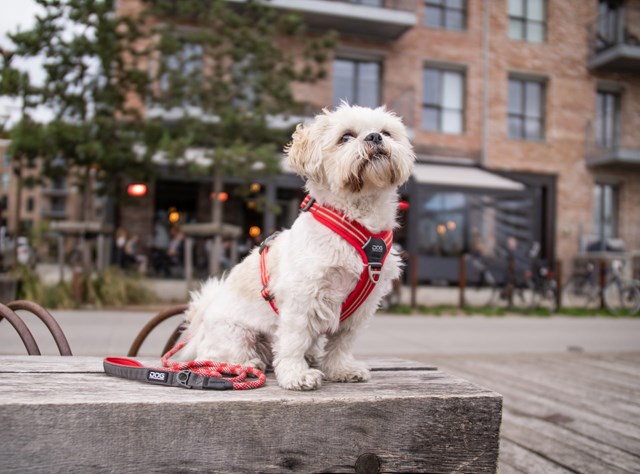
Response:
[210,192,229,202]
[398,200,410,211]
[127,184,147,197]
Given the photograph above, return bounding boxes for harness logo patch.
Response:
[147,371,168,383]
[362,238,388,265]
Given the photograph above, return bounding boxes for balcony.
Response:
[588,5,640,72]
[41,209,69,219]
[41,187,71,197]
[585,120,640,168]
[254,0,417,41]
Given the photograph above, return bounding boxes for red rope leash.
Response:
[160,336,266,390]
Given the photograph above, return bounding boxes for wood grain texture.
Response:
[0,356,501,473]
[423,352,640,474]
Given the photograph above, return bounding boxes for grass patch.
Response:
[383,302,638,317]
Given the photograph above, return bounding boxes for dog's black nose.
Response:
[364,132,383,144]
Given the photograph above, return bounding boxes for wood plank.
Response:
[499,438,574,474]
[502,416,640,474]
[429,358,640,455]
[434,355,640,427]
[0,356,436,374]
[0,357,502,473]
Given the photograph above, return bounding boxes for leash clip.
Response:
[176,370,234,390]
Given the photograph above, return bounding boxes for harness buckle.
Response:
[367,263,383,284]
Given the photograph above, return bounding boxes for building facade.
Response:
[8,0,636,280]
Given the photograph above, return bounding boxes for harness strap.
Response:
[260,195,393,322]
[103,336,266,390]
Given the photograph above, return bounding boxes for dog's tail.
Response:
[184,276,225,331]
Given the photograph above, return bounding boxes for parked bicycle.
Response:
[563,259,640,315]
[463,242,557,311]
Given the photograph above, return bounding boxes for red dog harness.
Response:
[260,195,393,322]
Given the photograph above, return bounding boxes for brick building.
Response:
[114,0,639,281]
[7,0,634,280]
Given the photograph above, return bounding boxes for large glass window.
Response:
[593,183,618,240]
[422,67,464,134]
[425,0,466,31]
[595,90,620,148]
[333,58,381,108]
[508,77,545,140]
[508,0,546,43]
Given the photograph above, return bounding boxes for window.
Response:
[26,197,34,213]
[508,77,545,140]
[593,183,618,240]
[508,0,546,43]
[595,90,620,148]
[159,42,204,96]
[596,0,621,49]
[2,152,10,167]
[422,67,464,134]
[333,58,381,108]
[1,173,9,190]
[425,0,466,31]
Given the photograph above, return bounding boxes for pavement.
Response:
[2,308,639,357]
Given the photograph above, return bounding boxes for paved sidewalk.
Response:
[2,309,639,357]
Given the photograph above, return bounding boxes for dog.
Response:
[181,104,415,390]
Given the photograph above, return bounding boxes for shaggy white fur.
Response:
[181,104,416,390]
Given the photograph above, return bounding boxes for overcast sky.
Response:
[0,0,49,125]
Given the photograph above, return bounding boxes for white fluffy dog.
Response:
[181,104,415,390]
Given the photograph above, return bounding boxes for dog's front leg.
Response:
[321,318,371,383]
[273,309,324,391]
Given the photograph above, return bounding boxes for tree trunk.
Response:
[209,168,224,276]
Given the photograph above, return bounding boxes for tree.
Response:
[0,0,152,228]
[142,0,335,274]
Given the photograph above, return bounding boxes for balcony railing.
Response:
[585,120,640,168]
[587,5,640,72]
[260,0,417,41]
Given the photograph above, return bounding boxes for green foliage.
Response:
[11,265,157,309]
[1,0,153,195]
[88,267,157,308]
[142,0,336,180]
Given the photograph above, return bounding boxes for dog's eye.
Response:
[339,132,354,144]
[381,130,391,137]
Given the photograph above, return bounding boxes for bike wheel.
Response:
[463,270,498,308]
[603,280,640,315]
[562,276,599,309]
[531,281,558,313]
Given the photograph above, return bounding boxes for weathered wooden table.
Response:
[0,356,502,473]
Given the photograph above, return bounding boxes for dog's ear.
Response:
[285,122,325,183]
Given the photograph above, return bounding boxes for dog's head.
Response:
[286,104,415,195]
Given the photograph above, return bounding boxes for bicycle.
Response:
[602,260,640,315]
[563,259,640,315]
[562,261,600,309]
[526,243,558,312]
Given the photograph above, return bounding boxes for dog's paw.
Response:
[277,368,324,391]
[323,361,371,383]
